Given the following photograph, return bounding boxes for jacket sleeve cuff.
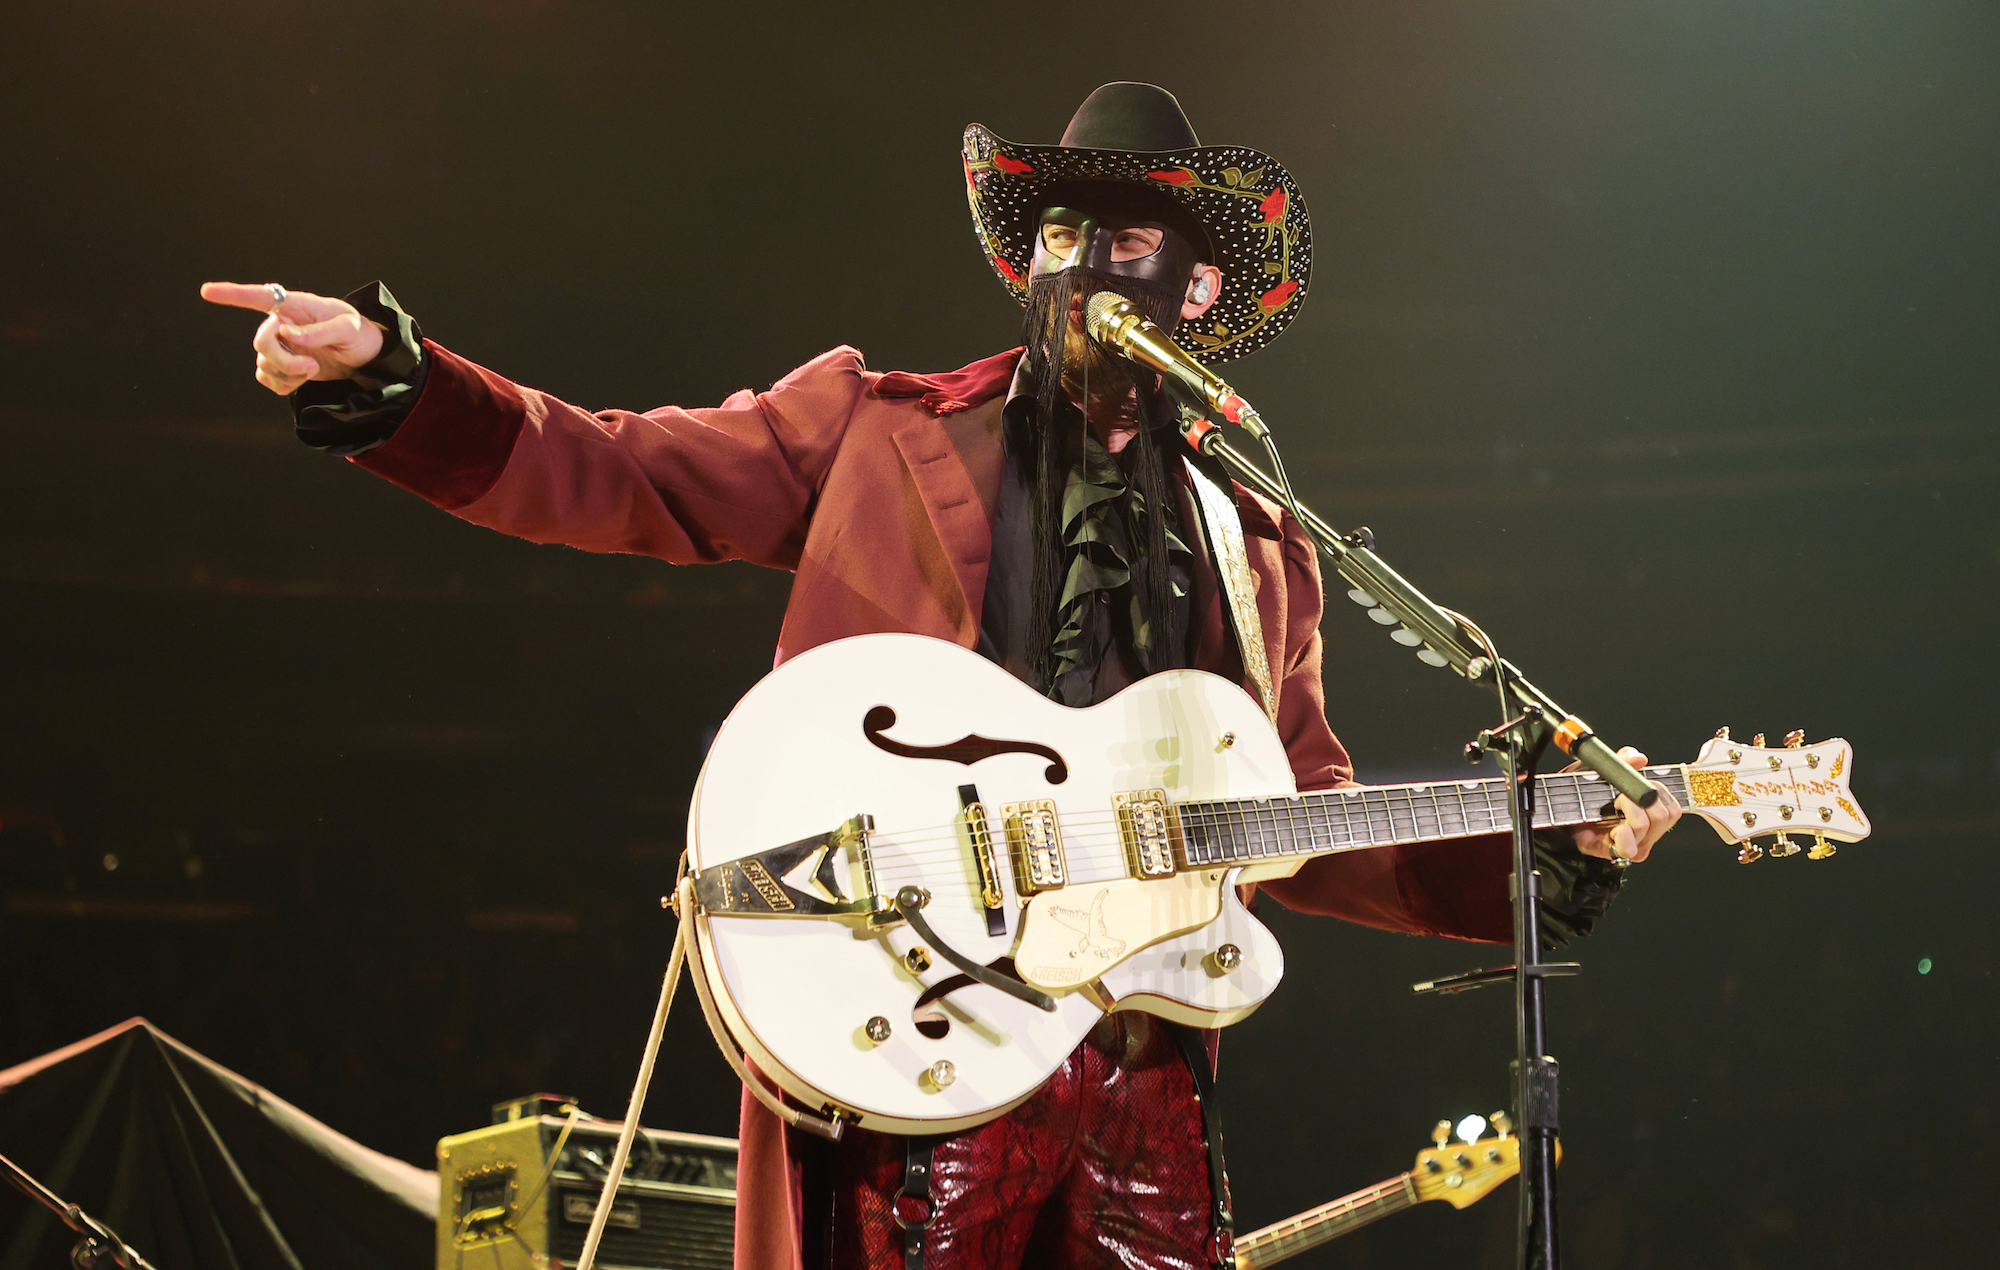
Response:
[1533,829,1626,949]
[291,281,428,456]
[349,340,528,509]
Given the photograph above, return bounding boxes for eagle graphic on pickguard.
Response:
[1045,890,1127,961]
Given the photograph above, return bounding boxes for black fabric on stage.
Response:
[0,1018,436,1270]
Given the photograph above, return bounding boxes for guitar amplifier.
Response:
[437,1096,736,1270]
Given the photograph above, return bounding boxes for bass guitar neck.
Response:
[1233,1175,1415,1267]
[1234,1120,1532,1267]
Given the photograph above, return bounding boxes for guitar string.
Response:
[702,770,1699,905]
[857,766,1682,852]
[810,808,1649,897]
[786,768,1690,869]
[788,768,1695,903]
[779,779,1693,893]
[1250,1179,1407,1247]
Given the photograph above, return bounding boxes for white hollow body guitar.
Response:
[683,633,1868,1135]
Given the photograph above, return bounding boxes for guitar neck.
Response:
[1182,766,1692,869]
[1233,1174,1417,1268]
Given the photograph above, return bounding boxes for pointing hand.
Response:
[200,282,385,396]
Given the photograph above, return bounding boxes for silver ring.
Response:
[266,282,288,311]
[1612,855,1632,869]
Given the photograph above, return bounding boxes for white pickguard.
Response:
[688,633,1296,1134]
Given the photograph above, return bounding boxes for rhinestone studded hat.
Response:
[963,82,1312,365]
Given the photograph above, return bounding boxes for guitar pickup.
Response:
[1002,799,1066,895]
[692,816,889,919]
[1113,788,1181,879]
[959,784,1007,937]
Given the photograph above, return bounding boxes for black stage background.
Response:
[3,1,1996,1265]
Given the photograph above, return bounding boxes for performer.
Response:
[203,83,1678,1270]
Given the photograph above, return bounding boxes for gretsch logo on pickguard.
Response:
[1046,890,1127,963]
[861,705,1069,784]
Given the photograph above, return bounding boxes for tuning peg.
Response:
[1751,733,1766,747]
[1433,1120,1453,1150]
[1769,835,1801,858]
[1714,726,1731,740]
[1490,1110,1513,1139]
[1784,730,1805,749]
[1808,834,1837,860]
[1738,842,1764,864]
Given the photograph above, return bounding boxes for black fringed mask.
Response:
[1022,194,1203,418]
[1032,205,1207,300]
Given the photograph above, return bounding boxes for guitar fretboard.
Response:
[1233,1176,1414,1268]
[1180,767,1692,868]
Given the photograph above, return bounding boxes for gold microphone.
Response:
[1083,292,1269,439]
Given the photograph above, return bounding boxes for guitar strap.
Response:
[1168,1021,1237,1269]
[894,1135,939,1269]
[1184,459,1278,725]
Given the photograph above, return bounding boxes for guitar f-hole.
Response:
[911,957,1025,1038]
[862,706,1069,784]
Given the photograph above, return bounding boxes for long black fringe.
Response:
[1019,268,1190,696]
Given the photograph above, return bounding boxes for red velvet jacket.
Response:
[349,341,1520,1270]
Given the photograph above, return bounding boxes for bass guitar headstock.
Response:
[1682,729,1871,862]
[1410,1114,1532,1208]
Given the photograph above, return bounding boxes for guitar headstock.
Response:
[1410,1114,1525,1209]
[1683,729,1871,862]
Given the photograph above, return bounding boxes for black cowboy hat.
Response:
[963,82,1312,365]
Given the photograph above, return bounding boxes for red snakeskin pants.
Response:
[827,1013,1221,1269]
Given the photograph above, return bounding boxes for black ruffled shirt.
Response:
[975,394,1195,708]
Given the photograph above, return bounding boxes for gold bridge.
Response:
[963,800,1004,911]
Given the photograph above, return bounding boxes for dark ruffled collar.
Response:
[1048,430,1192,703]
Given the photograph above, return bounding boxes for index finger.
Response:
[201,281,347,325]
[200,281,288,312]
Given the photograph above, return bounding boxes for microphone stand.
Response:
[1177,410,1656,1270]
[0,1150,158,1270]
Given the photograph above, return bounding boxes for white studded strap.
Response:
[1186,461,1278,725]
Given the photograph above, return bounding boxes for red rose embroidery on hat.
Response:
[992,154,1035,174]
[1147,168,1199,186]
[993,254,1025,284]
[1258,186,1287,225]
[1258,280,1300,312]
